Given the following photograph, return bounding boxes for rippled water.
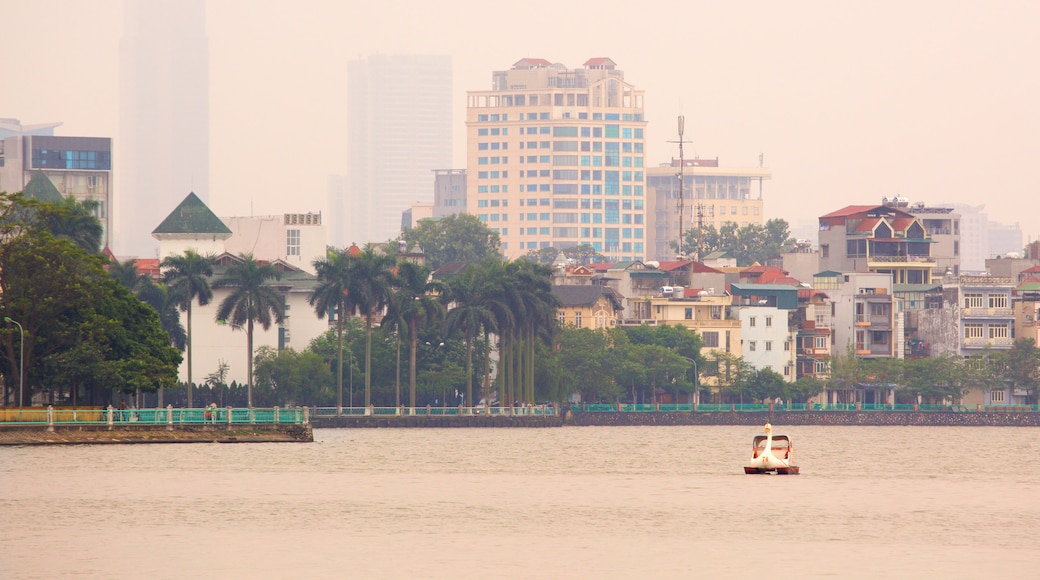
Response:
[2,426,1038,579]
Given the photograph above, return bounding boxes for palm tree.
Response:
[161,249,214,408]
[385,261,445,408]
[342,245,395,408]
[108,257,149,293]
[213,254,286,407]
[138,281,187,352]
[309,248,352,412]
[443,263,498,409]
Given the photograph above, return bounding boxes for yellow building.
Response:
[645,160,770,261]
[552,285,624,330]
[466,58,647,260]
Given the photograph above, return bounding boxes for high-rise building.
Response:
[344,54,452,245]
[433,169,467,219]
[0,132,113,248]
[645,158,770,261]
[118,0,209,257]
[466,58,647,260]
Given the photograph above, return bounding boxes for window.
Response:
[784,341,791,352]
[814,336,827,349]
[989,325,1009,339]
[702,332,719,348]
[749,341,757,352]
[814,361,828,374]
[558,311,565,324]
[286,229,300,256]
[988,294,1008,309]
[991,389,1005,403]
[964,324,983,339]
[765,341,773,352]
[964,293,983,309]
[684,308,693,320]
[749,317,756,327]
[574,312,582,326]
[765,316,772,327]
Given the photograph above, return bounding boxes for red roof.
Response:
[583,57,616,68]
[514,58,552,68]
[1022,265,1040,273]
[588,262,615,272]
[853,217,881,233]
[135,259,161,280]
[890,217,915,232]
[798,288,830,300]
[655,260,692,272]
[819,205,880,220]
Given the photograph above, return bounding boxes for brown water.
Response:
[2,426,1038,579]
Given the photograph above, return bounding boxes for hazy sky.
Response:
[4,0,1039,243]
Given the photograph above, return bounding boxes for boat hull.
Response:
[744,465,799,475]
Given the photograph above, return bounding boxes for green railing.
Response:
[312,405,558,418]
[0,406,308,426]
[572,403,1040,413]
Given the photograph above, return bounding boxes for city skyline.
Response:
[3,0,1038,251]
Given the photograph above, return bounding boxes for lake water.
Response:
[2,425,1038,579]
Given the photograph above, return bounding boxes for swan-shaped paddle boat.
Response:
[744,422,799,475]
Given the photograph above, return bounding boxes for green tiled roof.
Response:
[22,172,64,203]
[152,192,232,235]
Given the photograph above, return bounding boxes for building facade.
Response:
[818,203,936,285]
[0,134,114,248]
[466,58,647,260]
[645,159,770,262]
[344,54,453,245]
[433,169,467,219]
[119,0,209,257]
[905,199,961,276]
[815,271,903,360]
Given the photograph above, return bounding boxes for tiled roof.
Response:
[22,172,63,203]
[583,57,616,68]
[819,205,879,219]
[514,58,552,68]
[152,192,232,235]
[655,260,693,272]
[432,262,470,277]
[553,285,617,308]
[853,217,881,233]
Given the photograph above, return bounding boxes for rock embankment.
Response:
[0,424,313,445]
[568,411,1040,427]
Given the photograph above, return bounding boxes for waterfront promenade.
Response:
[0,405,312,444]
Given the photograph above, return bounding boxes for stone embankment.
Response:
[313,415,564,428]
[0,424,313,445]
[568,411,1040,427]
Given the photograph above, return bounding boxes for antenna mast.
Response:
[668,116,693,259]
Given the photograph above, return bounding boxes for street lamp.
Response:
[680,355,699,407]
[4,317,24,408]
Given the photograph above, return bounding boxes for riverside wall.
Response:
[0,423,313,445]
[313,415,565,428]
[567,411,1040,427]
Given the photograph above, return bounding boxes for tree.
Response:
[253,346,334,406]
[32,195,104,254]
[309,249,352,411]
[137,281,187,351]
[443,263,499,408]
[524,246,559,266]
[399,213,500,270]
[342,246,395,407]
[0,220,180,406]
[826,346,866,404]
[108,257,149,293]
[556,327,622,403]
[784,376,825,404]
[162,249,214,408]
[745,369,787,403]
[1002,339,1040,403]
[682,218,794,266]
[562,244,607,266]
[384,261,445,408]
[213,254,286,407]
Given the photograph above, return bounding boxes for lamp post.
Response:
[4,317,24,408]
[680,355,699,407]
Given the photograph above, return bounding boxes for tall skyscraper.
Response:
[342,54,452,246]
[466,58,647,260]
[118,0,209,257]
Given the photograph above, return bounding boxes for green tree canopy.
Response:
[400,213,500,270]
[682,218,794,265]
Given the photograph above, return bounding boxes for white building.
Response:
[152,193,331,385]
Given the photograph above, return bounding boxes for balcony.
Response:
[962,337,1014,349]
[868,255,936,264]
[961,307,1014,318]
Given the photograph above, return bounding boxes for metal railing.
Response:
[0,405,308,426]
[572,403,1040,413]
[311,405,557,417]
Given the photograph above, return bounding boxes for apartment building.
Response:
[0,133,114,248]
[645,159,770,261]
[818,203,936,285]
[466,57,647,260]
[729,284,798,382]
[917,275,1016,358]
[815,271,903,360]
